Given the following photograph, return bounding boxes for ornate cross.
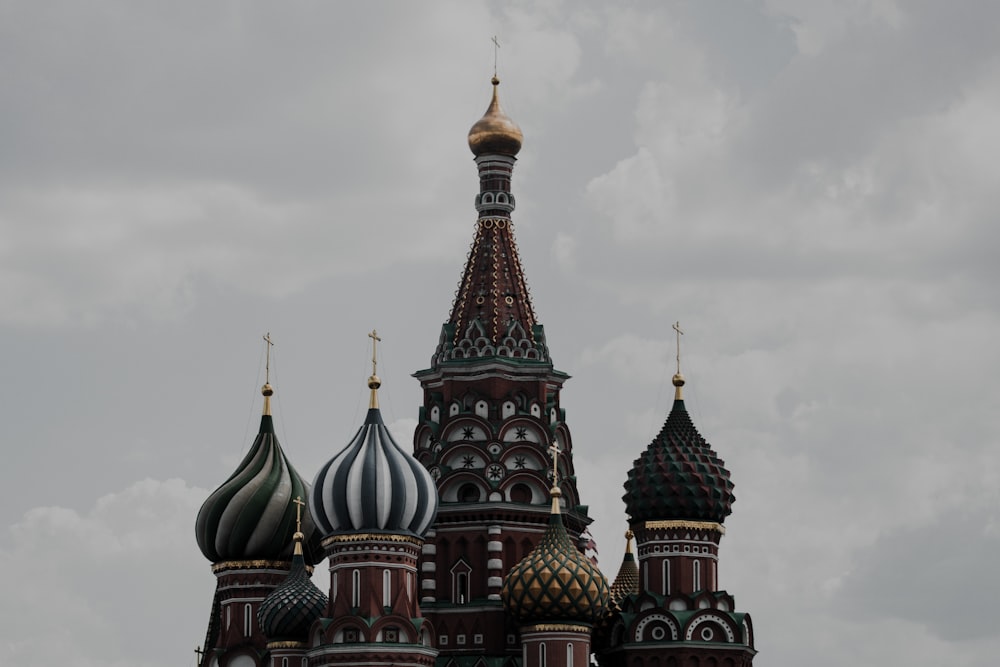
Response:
[672,321,684,375]
[263,332,274,384]
[492,35,500,78]
[368,329,381,376]
[292,496,305,533]
[548,441,561,487]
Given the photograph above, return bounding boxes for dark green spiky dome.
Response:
[502,491,610,624]
[258,535,328,643]
[623,379,735,524]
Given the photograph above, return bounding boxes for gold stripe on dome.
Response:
[322,533,423,547]
[267,640,308,649]
[640,520,725,534]
[524,623,592,633]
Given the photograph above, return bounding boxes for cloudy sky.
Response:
[2,1,999,665]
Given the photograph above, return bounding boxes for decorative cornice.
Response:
[637,520,725,534]
[212,559,303,573]
[322,532,424,547]
[523,623,592,633]
[266,640,308,649]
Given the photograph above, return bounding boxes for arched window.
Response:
[567,642,574,667]
[458,484,481,503]
[663,559,671,595]
[693,560,702,591]
[457,573,468,604]
[333,570,339,601]
[281,658,289,667]
[226,604,231,630]
[539,642,547,667]
[352,569,361,607]
[510,483,532,504]
[643,561,649,590]
[243,603,252,637]
[383,569,392,607]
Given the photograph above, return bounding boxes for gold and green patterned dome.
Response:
[501,487,610,625]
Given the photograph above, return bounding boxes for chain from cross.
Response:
[368,329,381,376]
[548,441,562,486]
[672,321,684,375]
[292,496,305,533]
[492,35,500,77]
[263,332,274,384]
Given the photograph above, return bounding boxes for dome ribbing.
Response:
[195,413,322,564]
[310,406,438,538]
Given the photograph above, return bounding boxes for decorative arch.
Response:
[633,612,680,642]
[684,613,736,643]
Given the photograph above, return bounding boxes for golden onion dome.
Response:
[501,487,610,624]
[467,77,523,157]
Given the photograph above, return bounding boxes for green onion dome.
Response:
[622,375,735,524]
[468,77,523,157]
[195,394,322,564]
[502,488,610,625]
[258,531,328,643]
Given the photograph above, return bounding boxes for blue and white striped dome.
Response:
[310,406,438,538]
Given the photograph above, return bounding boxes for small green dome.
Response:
[258,535,328,643]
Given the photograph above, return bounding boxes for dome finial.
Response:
[367,329,382,409]
[625,528,635,554]
[547,441,562,514]
[672,321,685,400]
[261,332,275,415]
[492,35,500,79]
[291,495,306,555]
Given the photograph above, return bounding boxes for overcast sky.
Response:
[2,1,999,665]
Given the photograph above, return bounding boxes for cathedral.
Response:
[194,76,756,667]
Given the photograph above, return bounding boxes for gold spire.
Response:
[367,329,382,409]
[292,496,305,556]
[548,441,562,514]
[672,321,685,400]
[262,332,275,415]
[625,528,634,554]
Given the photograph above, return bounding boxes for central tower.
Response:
[413,77,593,662]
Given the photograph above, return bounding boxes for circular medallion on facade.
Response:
[430,466,441,481]
[488,442,503,457]
[486,463,506,481]
[701,627,714,641]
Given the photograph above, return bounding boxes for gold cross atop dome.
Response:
[291,495,306,556]
[672,321,686,399]
[492,35,500,78]
[548,441,563,514]
[367,329,382,409]
[262,332,275,415]
[292,496,305,534]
